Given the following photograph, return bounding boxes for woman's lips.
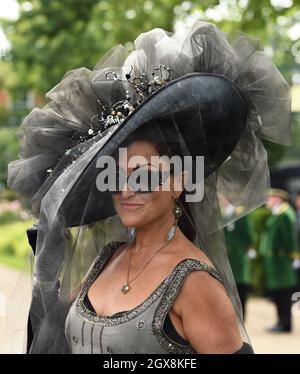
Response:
[120,202,144,211]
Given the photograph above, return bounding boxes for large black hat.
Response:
[60,73,247,226]
[7,20,290,227]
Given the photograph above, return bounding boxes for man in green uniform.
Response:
[222,199,254,321]
[295,190,300,288]
[259,189,299,332]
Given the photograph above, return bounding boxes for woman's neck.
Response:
[133,213,175,251]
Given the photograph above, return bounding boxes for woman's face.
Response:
[112,140,177,229]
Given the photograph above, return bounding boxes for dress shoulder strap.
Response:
[82,241,124,288]
[152,258,224,354]
[157,258,223,315]
[169,258,223,288]
[95,241,124,267]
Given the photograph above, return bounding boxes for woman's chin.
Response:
[119,214,145,228]
[120,214,152,229]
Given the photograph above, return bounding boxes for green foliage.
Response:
[2,0,298,94]
[0,252,31,270]
[0,210,21,224]
[0,0,298,170]
[263,139,287,168]
[0,127,19,187]
[0,106,10,126]
[0,220,33,263]
[0,188,18,201]
[1,0,186,92]
[281,113,300,165]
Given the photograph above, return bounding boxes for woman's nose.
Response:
[121,182,135,199]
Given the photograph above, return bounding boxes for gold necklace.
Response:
[121,239,172,294]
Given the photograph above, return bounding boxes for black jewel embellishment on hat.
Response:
[125,64,170,104]
[47,65,171,176]
[80,65,171,145]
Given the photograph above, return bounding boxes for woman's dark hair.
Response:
[117,118,196,242]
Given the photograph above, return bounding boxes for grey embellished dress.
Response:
[65,241,223,354]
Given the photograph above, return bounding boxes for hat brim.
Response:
[267,188,289,200]
[60,73,248,226]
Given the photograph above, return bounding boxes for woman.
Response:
[65,122,246,354]
[7,20,290,354]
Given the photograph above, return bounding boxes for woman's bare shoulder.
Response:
[171,245,242,353]
[178,271,242,353]
[169,238,229,315]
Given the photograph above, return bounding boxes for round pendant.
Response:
[121,284,131,294]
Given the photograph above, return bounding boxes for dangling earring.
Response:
[167,199,183,241]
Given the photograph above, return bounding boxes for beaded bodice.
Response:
[65,241,223,354]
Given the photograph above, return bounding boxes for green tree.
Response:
[2,0,298,93]
[1,0,191,92]
[0,0,298,172]
[0,127,19,187]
